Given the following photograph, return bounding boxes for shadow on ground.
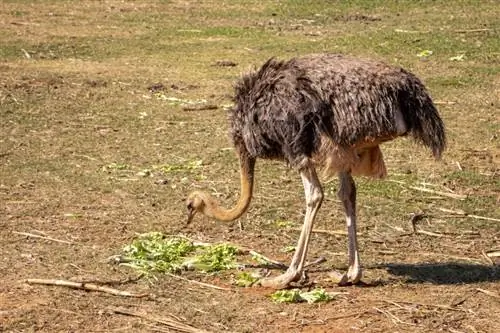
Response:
[379,262,499,284]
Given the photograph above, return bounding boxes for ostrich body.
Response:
[187,54,446,289]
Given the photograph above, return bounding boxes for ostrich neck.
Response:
[206,152,255,222]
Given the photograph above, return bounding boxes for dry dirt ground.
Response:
[1,1,499,332]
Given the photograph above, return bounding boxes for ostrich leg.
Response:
[331,171,362,285]
[260,161,323,289]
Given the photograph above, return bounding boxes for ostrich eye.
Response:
[187,202,193,210]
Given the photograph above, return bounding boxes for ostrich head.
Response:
[186,191,207,224]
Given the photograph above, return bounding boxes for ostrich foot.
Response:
[329,265,362,286]
[259,269,302,289]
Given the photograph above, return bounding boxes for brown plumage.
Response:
[187,53,446,289]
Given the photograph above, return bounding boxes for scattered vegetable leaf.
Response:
[416,49,433,58]
[234,272,259,287]
[449,54,466,61]
[270,288,334,304]
[120,232,238,274]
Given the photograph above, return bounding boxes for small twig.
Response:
[73,154,99,161]
[143,324,172,333]
[305,256,327,268]
[378,250,397,255]
[21,48,31,59]
[68,263,94,274]
[108,307,212,333]
[481,250,494,266]
[246,250,288,269]
[165,272,232,291]
[72,274,144,286]
[436,207,500,222]
[382,299,466,312]
[384,300,415,312]
[454,28,492,33]
[467,214,500,222]
[24,278,148,298]
[416,229,449,238]
[13,231,74,244]
[437,207,466,215]
[374,307,415,325]
[440,230,480,236]
[394,28,430,34]
[448,328,466,333]
[485,250,500,258]
[476,288,499,299]
[289,227,362,236]
[225,242,288,269]
[182,104,218,111]
[434,100,457,105]
[409,186,467,200]
[325,310,370,321]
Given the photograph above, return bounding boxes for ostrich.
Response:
[186,54,446,289]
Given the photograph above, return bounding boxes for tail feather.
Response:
[399,74,446,159]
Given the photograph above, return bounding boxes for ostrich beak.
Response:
[186,205,196,224]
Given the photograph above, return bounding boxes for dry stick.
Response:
[434,101,457,105]
[24,279,148,298]
[441,230,481,236]
[383,299,467,312]
[165,272,232,291]
[74,274,145,286]
[394,29,430,34]
[242,249,324,270]
[467,214,500,222]
[454,28,492,33]
[384,300,413,311]
[109,306,212,333]
[247,250,288,269]
[182,104,218,111]
[437,207,500,222]
[13,231,74,244]
[373,307,415,326]
[289,227,362,236]
[481,250,495,266]
[20,48,31,59]
[409,186,467,200]
[476,288,500,299]
[416,229,449,238]
[305,256,327,268]
[326,310,370,321]
[144,323,174,333]
[486,250,500,258]
[437,207,467,215]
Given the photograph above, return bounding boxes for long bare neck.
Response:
[204,150,255,222]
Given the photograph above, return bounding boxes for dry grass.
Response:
[0,1,498,332]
